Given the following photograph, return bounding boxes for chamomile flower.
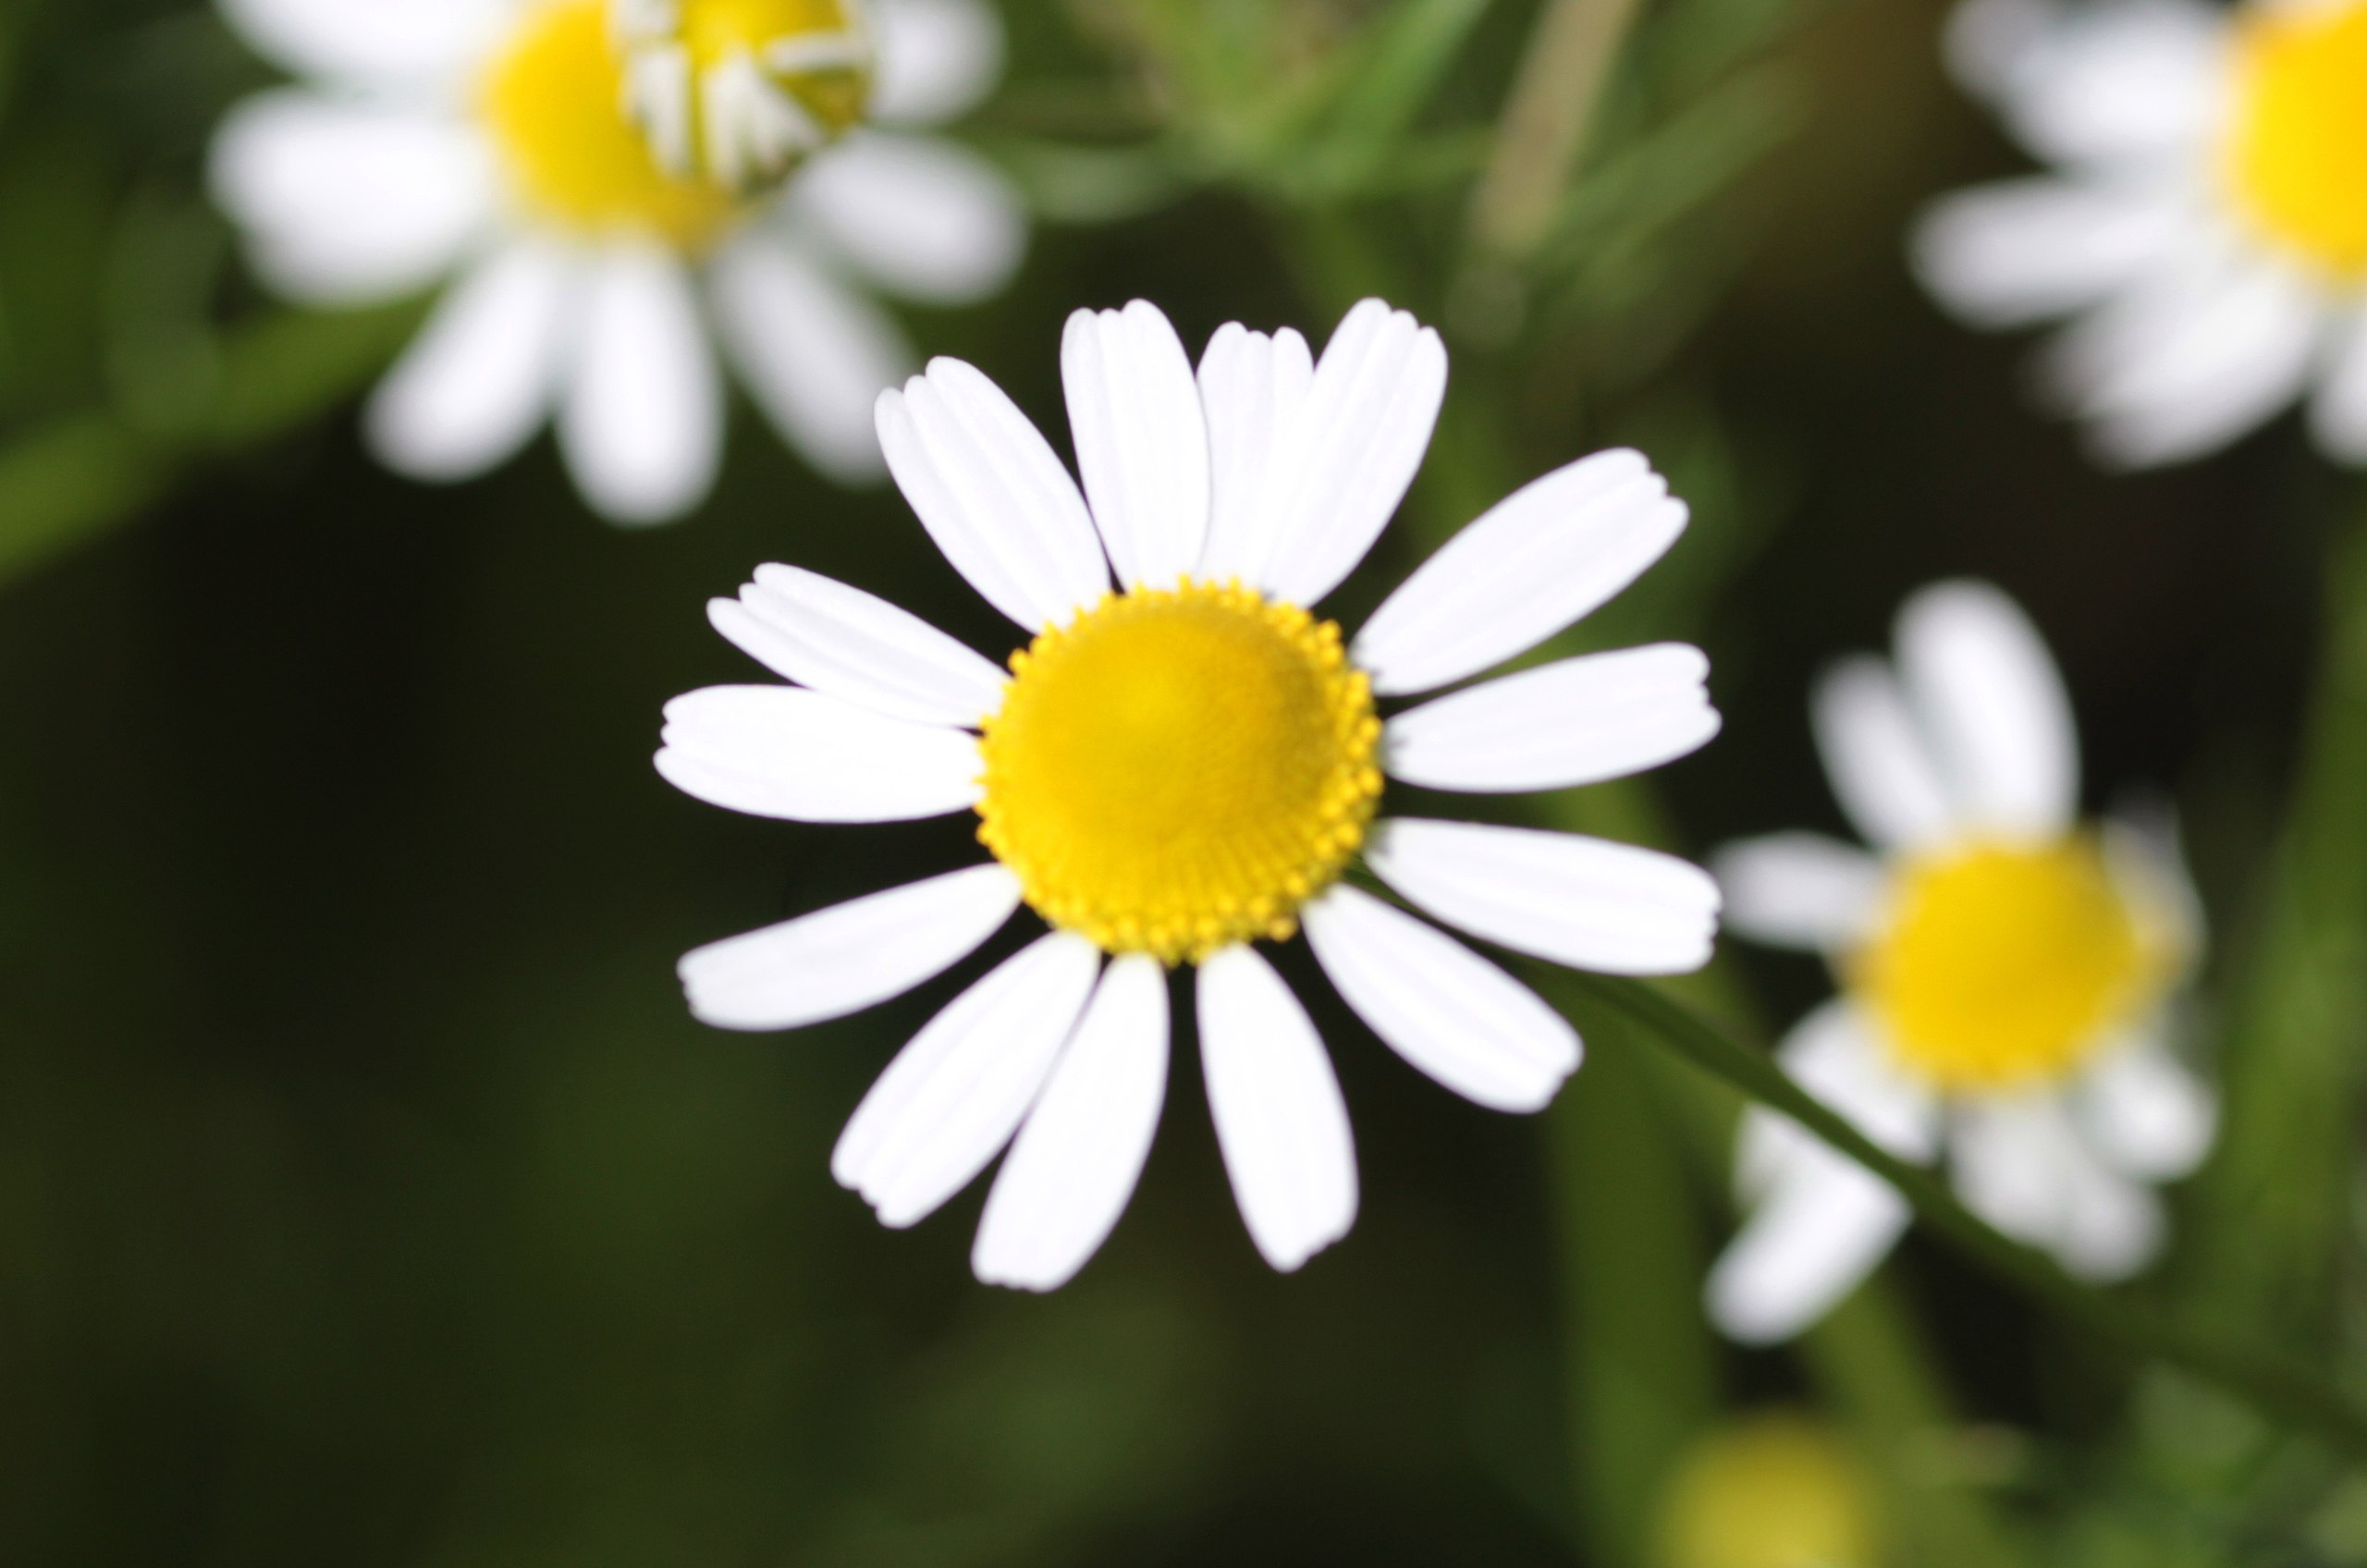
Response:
[659,299,1723,1289]
[1705,582,2215,1343]
[209,0,1023,523]
[1913,0,2367,468]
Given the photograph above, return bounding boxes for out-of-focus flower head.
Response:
[1657,1413,1880,1568]
[210,0,1024,523]
[1708,582,2216,1343]
[657,297,1725,1289]
[1914,0,2367,468]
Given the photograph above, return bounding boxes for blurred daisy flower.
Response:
[209,0,1024,523]
[1914,0,2367,467]
[659,299,1723,1289]
[1707,582,2215,1343]
[1656,1413,1879,1568]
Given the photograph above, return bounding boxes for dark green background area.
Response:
[0,0,2345,1562]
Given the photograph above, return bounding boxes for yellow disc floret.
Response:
[976,582,1384,966]
[1657,1415,1879,1568]
[615,0,873,193]
[2226,0,2367,279]
[1848,838,2168,1093]
[480,0,743,250]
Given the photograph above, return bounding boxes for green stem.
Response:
[1576,973,2367,1460]
[1466,0,1646,260]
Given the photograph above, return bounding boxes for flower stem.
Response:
[1574,972,2367,1459]
[1466,0,1646,261]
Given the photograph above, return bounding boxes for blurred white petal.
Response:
[211,91,494,305]
[219,0,506,86]
[2077,1035,2216,1180]
[365,238,573,482]
[1953,1096,2164,1278]
[559,244,722,524]
[1353,449,1687,696]
[2310,307,2367,466]
[1812,656,1956,851]
[710,231,906,483]
[679,864,1021,1031]
[1062,300,1211,588]
[833,933,1100,1229]
[1912,177,2187,328]
[1303,886,1580,1113]
[1196,323,1317,587]
[796,131,1024,304]
[1895,580,2080,838]
[974,954,1169,1291]
[1949,0,2228,166]
[867,0,1005,125]
[1384,644,1719,793]
[1710,1151,1909,1344]
[1367,818,1721,976]
[656,685,982,821]
[1711,833,1886,952]
[1258,300,1448,606]
[877,358,1111,630]
[708,563,1007,728]
[1198,945,1358,1271]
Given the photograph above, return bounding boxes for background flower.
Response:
[210,0,1024,522]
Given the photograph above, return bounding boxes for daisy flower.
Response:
[1706,582,2216,1344]
[659,298,1723,1289]
[1913,0,2367,467]
[209,0,1024,523]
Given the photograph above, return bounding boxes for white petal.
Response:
[832,932,1100,1229]
[656,685,982,821]
[1302,886,1580,1113]
[1061,300,1212,589]
[218,0,505,86]
[679,864,1021,1031]
[1912,177,2187,329]
[876,358,1111,631]
[708,563,1007,727]
[210,91,493,305]
[1711,1004,1934,1342]
[973,954,1170,1291]
[1951,0,2228,166]
[1197,946,1358,1271]
[709,232,908,484]
[1711,833,1886,952]
[1709,1149,1910,1344]
[1812,656,1955,851]
[2310,306,2367,465]
[1383,643,1719,793]
[1895,580,2079,838]
[796,131,1025,305]
[867,0,1004,125]
[559,244,723,525]
[365,239,572,482]
[2044,244,2323,469]
[1366,818,1720,976]
[1352,448,1687,697]
[1196,323,1316,587]
[2076,1035,2215,1181]
[1258,300,1448,606]
[1952,1096,2162,1280]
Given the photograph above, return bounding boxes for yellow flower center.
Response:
[1658,1415,1879,1568]
[2226,0,2367,279]
[1849,838,2163,1093]
[480,0,744,249]
[976,582,1384,966]
[617,0,872,192]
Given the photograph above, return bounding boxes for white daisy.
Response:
[1705,582,2216,1344]
[209,0,1024,523]
[659,298,1724,1290]
[1913,0,2367,467]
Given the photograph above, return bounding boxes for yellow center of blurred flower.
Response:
[2226,0,2367,278]
[617,0,872,192]
[975,582,1383,965]
[480,0,743,250]
[1849,838,2160,1093]
[1658,1415,1878,1568]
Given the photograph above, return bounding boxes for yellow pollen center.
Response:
[2226,0,2367,279]
[481,1,743,249]
[1848,839,2161,1093]
[976,582,1384,966]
